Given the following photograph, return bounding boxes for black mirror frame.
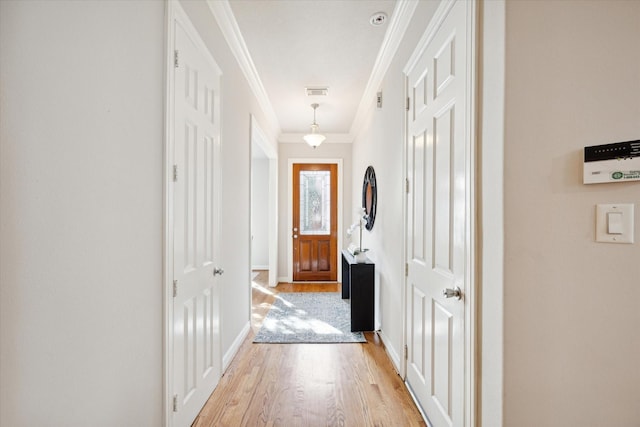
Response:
[362,166,377,231]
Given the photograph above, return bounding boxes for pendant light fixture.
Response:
[303,103,326,148]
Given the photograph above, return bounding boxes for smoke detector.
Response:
[370,12,387,26]
[305,87,329,96]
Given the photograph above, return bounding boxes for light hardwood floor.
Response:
[192,271,426,426]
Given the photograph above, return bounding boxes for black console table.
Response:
[341,249,375,332]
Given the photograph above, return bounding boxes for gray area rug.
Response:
[253,292,366,344]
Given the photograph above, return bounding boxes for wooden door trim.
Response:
[286,158,343,283]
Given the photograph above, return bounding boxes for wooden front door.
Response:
[292,163,338,281]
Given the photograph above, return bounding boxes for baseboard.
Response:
[277,276,289,284]
[222,321,251,371]
[251,265,269,270]
[378,330,430,426]
[405,380,431,426]
[377,329,401,375]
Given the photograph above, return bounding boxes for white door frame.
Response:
[286,158,343,283]
[401,0,478,425]
[163,3,176,424]
[250,115,278,287]
[478,1,506,425]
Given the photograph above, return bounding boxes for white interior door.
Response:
[172,17,222,427]
[405,1,472,426]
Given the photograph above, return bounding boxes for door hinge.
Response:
[406,97,410,111]
[404,344,408,360]
[173,280,178,298]
[172,394,178,412]
[172,164,178,182]
[405,178,410,193]
[405,263,409,277]
[174,50,179,68]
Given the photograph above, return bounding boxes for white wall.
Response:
[251,158,270,268]
[350,0,440,370]
[277,143,352,282]
[0,1,275,425]
[0,1,165,425]
[503,1,640,425]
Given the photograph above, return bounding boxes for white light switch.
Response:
[607,212,623,234]
[596,204,634,243]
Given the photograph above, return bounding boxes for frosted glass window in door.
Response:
[299,170,331,235]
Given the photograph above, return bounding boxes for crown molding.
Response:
[279,133,353,144]
[349,0,419,140]
[207,0,281,137]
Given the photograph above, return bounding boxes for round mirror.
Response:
[362,166,377,230]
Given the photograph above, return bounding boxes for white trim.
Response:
[163,3,173,425]
[465,3,478,427]
[251,115,277,158]
[480,1,505,425]
[223,322,251,370]
[400,69,409,382]
[349,0,419,140]
[378,329,402,374]
[405,383,433,427]
[206,0,280,137]
[250,116,279,288]
[286,159,343,283]
[251,265,270,271]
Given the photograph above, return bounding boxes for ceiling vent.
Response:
[305,87,329,96]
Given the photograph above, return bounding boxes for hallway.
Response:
[192,272,425,426]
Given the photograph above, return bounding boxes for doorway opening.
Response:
[250,116,278,288]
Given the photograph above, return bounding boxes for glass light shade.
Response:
[303,133,326,148]
[303,124,325,148]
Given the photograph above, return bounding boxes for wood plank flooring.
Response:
[192,271,426,427]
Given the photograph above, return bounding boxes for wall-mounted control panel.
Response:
[596,204,634,244]
[584,140,640,184]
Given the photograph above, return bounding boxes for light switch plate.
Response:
[596,204,634,243]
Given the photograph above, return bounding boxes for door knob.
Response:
[442,286,462,300]
[293,234,298,239]
[213,267,224,276]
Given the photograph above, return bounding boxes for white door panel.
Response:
[172,18,222,427]
[405,1,471,426]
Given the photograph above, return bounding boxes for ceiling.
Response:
[228,0,398,142]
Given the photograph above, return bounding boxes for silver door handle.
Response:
[442,286,462,300]
[293,234,298,239]
[213,268,224,276]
